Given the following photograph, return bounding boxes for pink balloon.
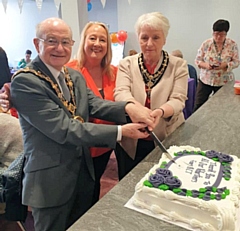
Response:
[117,30,128,42]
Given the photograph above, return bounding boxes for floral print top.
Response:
[195,37,239,86]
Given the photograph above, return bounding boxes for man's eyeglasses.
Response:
[38,37,75,48]
[213,32,227,37]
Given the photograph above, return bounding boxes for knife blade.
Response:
[146,129,176,164]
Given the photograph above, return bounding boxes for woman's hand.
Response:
[0,83,11,112]
[213,62,228,71]
[199,61,212,70]
[125,102,155,129]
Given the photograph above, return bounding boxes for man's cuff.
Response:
[117,125,122,142]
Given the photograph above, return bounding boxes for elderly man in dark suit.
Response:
[0,18,159,231]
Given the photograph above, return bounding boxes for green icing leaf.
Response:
[159,184,169,190]
[186,190,192,196]
[224,189,230,195]
[198,193,205,199]
[212,157,219,161]
[212,187,217,192]
[199,188,207,193]
[210,194,215,200]
[144,180,153,187]
[173,188,181,193]
[221,194,226,199]
[224,177,230,181]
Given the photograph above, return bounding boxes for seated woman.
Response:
[17,49,32,69]
[0,112,23,214]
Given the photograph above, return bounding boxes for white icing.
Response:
[133,145,240,231]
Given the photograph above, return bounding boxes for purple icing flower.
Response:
[181,188,187,193]
[164,176,182,189]
[192,190,199,198]
[156,168,172,177]
[215,194,222,200]
[206,150,219,159]
[175,151,184,156]
[177,191,186,196]
[203,195,211,201]
[205,186,212,192]
[218,153,233,163]
[217,187,226,193]
[149,174,165,188]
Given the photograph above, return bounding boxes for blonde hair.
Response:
[135,12,170,39]
[76,22,114,80]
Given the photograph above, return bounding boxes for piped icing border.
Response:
[143,150,233,201]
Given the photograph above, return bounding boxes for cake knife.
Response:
[146,129,177,164]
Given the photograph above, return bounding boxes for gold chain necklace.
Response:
[138,50,169,97]
[12,66,84,123]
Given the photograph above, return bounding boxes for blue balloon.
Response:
[87,2,92,11]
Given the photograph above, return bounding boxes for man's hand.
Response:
[121,123,149,139]
[0,83,11,112]
[125,102,155,129]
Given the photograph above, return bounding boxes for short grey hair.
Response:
[171,49,183,58]
[135,12,170,39]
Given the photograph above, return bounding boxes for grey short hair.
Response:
[171,50,183,58]
[135,12,170,39]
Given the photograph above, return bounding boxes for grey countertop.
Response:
[68,81,240,231]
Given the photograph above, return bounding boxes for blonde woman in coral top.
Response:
[66,22,117,204]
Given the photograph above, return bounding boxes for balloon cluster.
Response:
[110,30,128,44]
[87,0,92,11]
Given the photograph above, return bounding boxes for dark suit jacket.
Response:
[10,56,127,209]
[0,47,11,89]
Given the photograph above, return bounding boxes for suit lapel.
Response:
[31,56,57,85]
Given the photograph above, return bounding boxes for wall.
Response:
[0,0,58,68]
[88,0,118,33]
[117,0,240,79]
[1,0,240,79]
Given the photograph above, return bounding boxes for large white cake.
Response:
[133,145,240,231]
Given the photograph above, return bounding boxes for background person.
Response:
[171,49,198,87]
[0,47,11,89]
[17,49,32,69]
[114,12,188,180]
[128,49,138,56]
[2,17,157,231]
[194,19,239,111]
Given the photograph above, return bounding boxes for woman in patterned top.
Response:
[194,19,240,111]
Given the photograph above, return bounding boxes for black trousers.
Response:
[115,139,155,180]
[92,149,113,205]
[194,80,222,112]
[31,154,94,231]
